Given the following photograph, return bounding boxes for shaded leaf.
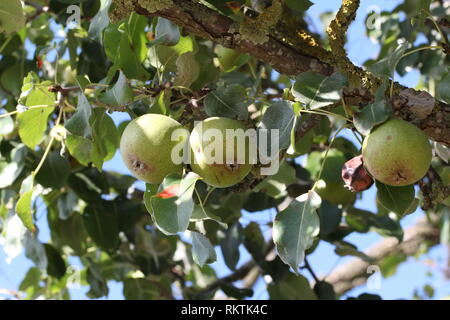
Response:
[99,71,133,106]
[83,201,119,253]
[273,191,321,272]
[376,181,415,217]
[192,232,217,267]
[258,100,296,152]
[204,83,249,120]
[292,72,348,109]
[88,0,112,42]
[0,0,25,33]
[268,273,317,300]
[219,222,243,271]
[44,243,66,279]
[145,173,200,235]
[15,175,35,232]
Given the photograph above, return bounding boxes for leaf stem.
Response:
[202,187,216,207]
[311,125,346,191]
[32,107,63,177]
[0,104,56,119]
[401,45,443,59]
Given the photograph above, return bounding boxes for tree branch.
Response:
[325,217,440,296]
[129,0,449,146]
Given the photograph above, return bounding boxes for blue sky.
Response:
[0,0,449,300]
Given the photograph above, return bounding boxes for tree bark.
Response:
[134,0,450,146]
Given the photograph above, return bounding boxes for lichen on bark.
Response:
[109,0,135,23]
[239,0,282,45]
[138,0,173,13]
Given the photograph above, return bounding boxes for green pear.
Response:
[362,118,432,186]
[120,114,188,184]
[189,117,253,188]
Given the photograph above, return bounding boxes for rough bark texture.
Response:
[325,218,440,296]
[131,0,450,146]
[135,1,333,76]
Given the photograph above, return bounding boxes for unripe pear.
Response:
[312,149,356,206]
[189,117,253,188]
[120,114,188,184]
[362,118,432,186]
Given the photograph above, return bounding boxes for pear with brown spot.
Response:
[362,118,432,186]
[189,117,253,188]
[120,114,188,184]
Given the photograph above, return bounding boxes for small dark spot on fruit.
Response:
[387,136,392,141]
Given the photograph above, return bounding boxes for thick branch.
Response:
[325,218,440,296]
[130,0,450,145]
[134,0,333,76]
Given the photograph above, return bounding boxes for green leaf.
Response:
[220,283,253,299]
[334,241,375,263]
[285,0,313,12]
[243,222,266,265]
[204,83,249,120]
[314,281,336,300]
[19,267,42,298]
[35,151,70,189]
[268,273,317,300]
[258,100,296,150]
[369,42,408,77]
[155,17,180,46]
[47,209,87,256]
[437,73,450,104]
[83,201,120,253]
[354,100,391,136]
[190,204,227,228]
[318,200,342,239]
[1,65,24,96]
[65,91,92,138]
[191,231,217,267]
[354,83,391,136]
[153,35,197,72]
[88,0,112,42]
[17,78,56,149]
[273,191,321,272]
[292,72,348,109]
[376,181,415,217]
[219,222,243,271]
[345,206,404,241]
[66,135,103,169]
[15,175,35,232]
[44,243,66,279]
[145,172,200,235]
[379,252,406,278]
[99,71,133,106]
[24,231,47,270]
[17,107,55,149]
[347,293,382,300]
[86,260,108,298]
[0,0,25,33]
[173,52,200,88]
[56,191,78,220]
[90,108,120,163]
[123,278,160,300]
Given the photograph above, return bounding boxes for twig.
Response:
[304,257,319,283]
